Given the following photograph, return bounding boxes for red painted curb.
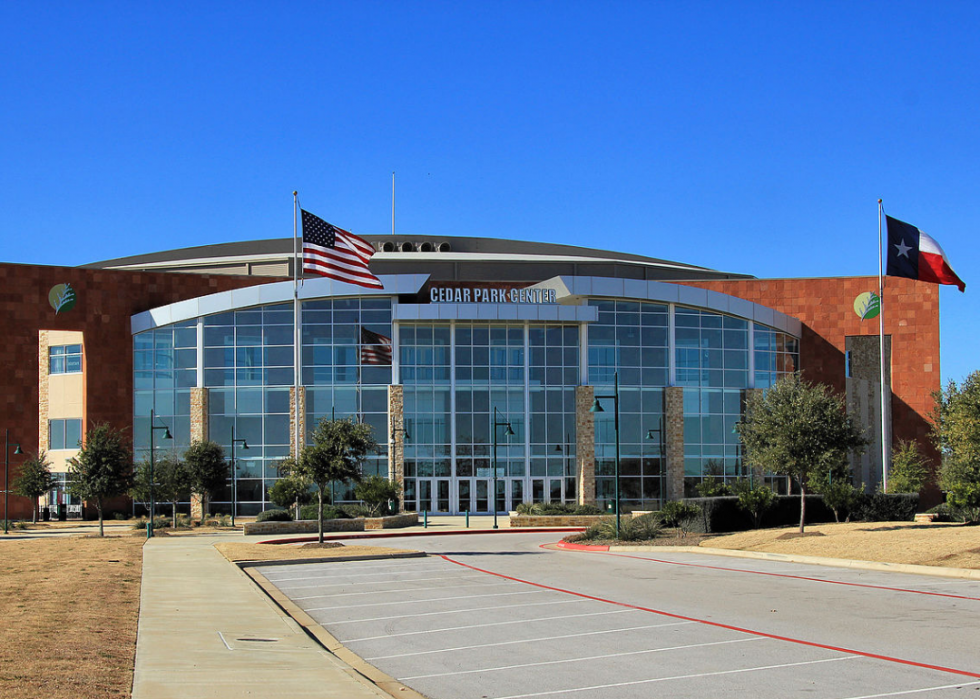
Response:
[555,540,610,552]
[260,527,586,546]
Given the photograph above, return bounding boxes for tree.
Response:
[731,478,776,528]
[932,371,980,523]
[67,424,133,537]
[13,451,55,523]
[132,452,193,528]
[887,440,930,494]
[183,440,227,521]
[736,373,867,533]
[354,475,402,516]
[278,418,376,543]
[268,474,313,520]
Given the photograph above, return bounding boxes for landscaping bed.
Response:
[242,511,418,535]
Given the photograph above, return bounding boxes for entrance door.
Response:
[457,479,492,514]
[417,478,452,513]
[531,478,564,504]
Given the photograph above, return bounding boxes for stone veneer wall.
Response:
[388,385,405,487]
[290,386,306,457]
[665,387,685,501]
[575,386,596,505]
[189,388,209,521]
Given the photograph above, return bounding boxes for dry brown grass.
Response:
[0,536,143,699]
[214,541,421,563]
[706,521,980,568]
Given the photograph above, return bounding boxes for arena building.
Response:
[0,233,940,520]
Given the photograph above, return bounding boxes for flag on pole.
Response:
[886,216,965,292]
[301,210,383,289]
[360,327,393,365]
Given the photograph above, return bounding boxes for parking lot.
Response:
[261,533,980,698]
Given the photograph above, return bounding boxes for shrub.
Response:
[256,508,293,523]
[354,476,401,516]
[925,502,963,523]
[819,481,863,523]
[203,514,232,528]
[732,480,777,528]
[341,504,372,518]
[854,492,918,522]
[572,504,604,515]
[515,502,535,515]
[578,514,663,542]
[657,501,702,529]
[299,504,346,520]
[888,440,930,493]
[695,479,732,497]
[133,516,172,530]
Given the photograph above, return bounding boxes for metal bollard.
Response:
[465,510,470,528]
[146,521,153,539]
[423,510,428,528]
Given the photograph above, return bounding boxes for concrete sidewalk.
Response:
[132,533,392,699]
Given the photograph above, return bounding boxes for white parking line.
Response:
[325,599,585,625]
[841,682,980,698]
[305,589,549,612]
[365,621,695,660]
[492,655,860,698]
[292,579,521,601]
[264,565,448,582]
[346,609,637,642]
[402,637,765,679]
[278,575,494,592]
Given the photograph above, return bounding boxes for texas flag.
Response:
[886,216,965,292]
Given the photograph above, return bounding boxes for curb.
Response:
[239,557,430,699]
[556,540,980,580]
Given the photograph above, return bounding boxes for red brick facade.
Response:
[0,263,278,519]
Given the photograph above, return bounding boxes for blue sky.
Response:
[1,1,976,383]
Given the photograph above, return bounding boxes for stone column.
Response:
[388,385,405,489]
[576,386,596,505]
[665,387,685,502]
[743,388,765,485]
[290,386,306,457]
[189,387,209,521]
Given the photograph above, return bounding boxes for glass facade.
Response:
[133,288,801,515]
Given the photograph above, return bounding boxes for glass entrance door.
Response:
[457,479,491,514]
[530,478,564,504]
[417,478,452,513]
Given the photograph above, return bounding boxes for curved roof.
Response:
[85,235,753,283]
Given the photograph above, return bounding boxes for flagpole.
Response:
[877,199,889,491]
[293,191,301,459]
[391,171,395,237]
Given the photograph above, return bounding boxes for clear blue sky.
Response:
[1,1,976,383]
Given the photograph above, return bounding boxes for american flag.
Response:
[301,210,383,289]
[360,327,393,365]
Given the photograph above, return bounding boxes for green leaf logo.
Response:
[49,283,77,314]
[853,291,880,320]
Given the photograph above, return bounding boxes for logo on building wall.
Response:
[853,291,880,320]
[48,283,77,314]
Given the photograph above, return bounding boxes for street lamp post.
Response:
[230,426,248,529]
[148,409,172,539]
[590,371,621,538]
[4,430,23,535]
[491,406,514,530]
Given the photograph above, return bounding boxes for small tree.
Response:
[354,475,401,516]
[67,424,133,537]
[13,451,55,523]
[736,373,867,533]
[268,475,313,520]
[184,440,227,521]
[932,371,980,523]
[815,479,863,523]
[278,418,376,543]
[132,452,192,528]
[887,440,930,494]
[731,478,776,528]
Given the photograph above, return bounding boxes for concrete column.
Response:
[290,386,306,457]
[189,387,209,521]
[388,385,405,489]
[665,387,685,501]
[576,385,596,505]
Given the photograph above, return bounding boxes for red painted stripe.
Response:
[553,541,980,603]
[441,554,980,679]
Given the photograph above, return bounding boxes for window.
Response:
[49,345,82,374]
[49,419,82,450]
